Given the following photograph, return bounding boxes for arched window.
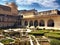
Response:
[47,19,54,27]
[34,20,38,27]
[24,21,28,26]
[39,20,45,26]
[29,21,33,27]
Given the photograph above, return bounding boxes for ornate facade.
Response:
[19,9,60,30]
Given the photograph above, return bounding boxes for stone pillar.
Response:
[33,20,34,26]
[27,21,29,28]
[22,20,24,26]
[37,20,40,28]
[45,20,47,29]
[37,20,39,27]
[33,20,35,29]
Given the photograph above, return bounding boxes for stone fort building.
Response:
[0,2,22,28]
[18,9,60,30]
[0,2,60,30]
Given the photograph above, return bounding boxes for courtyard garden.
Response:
[0,28,60,45]
[29,29,60,45]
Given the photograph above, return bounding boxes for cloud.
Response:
[16,0,60,8]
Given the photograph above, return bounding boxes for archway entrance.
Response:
[47,19,54,27]
[29,21,33,27]
[24,21,28,26]
[34,20,38,27]
[39,20,45,26]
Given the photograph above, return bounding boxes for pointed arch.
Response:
[29,20,33,27]
[39,20,45,26]
[34,20,38,27]
[47,19,54,27]
[24,21,28,26]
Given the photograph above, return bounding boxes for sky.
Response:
[0,0,60,11]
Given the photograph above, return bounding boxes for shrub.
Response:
[0,39,14,44]
[50,39,60,45]
[44,33,60,39]
[29,30,44,36]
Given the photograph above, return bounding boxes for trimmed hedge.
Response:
[29,30,60,39]
[49,32,60,35]
[50,39,60,45]
[44,33,60,39]
[29,30,44,36]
